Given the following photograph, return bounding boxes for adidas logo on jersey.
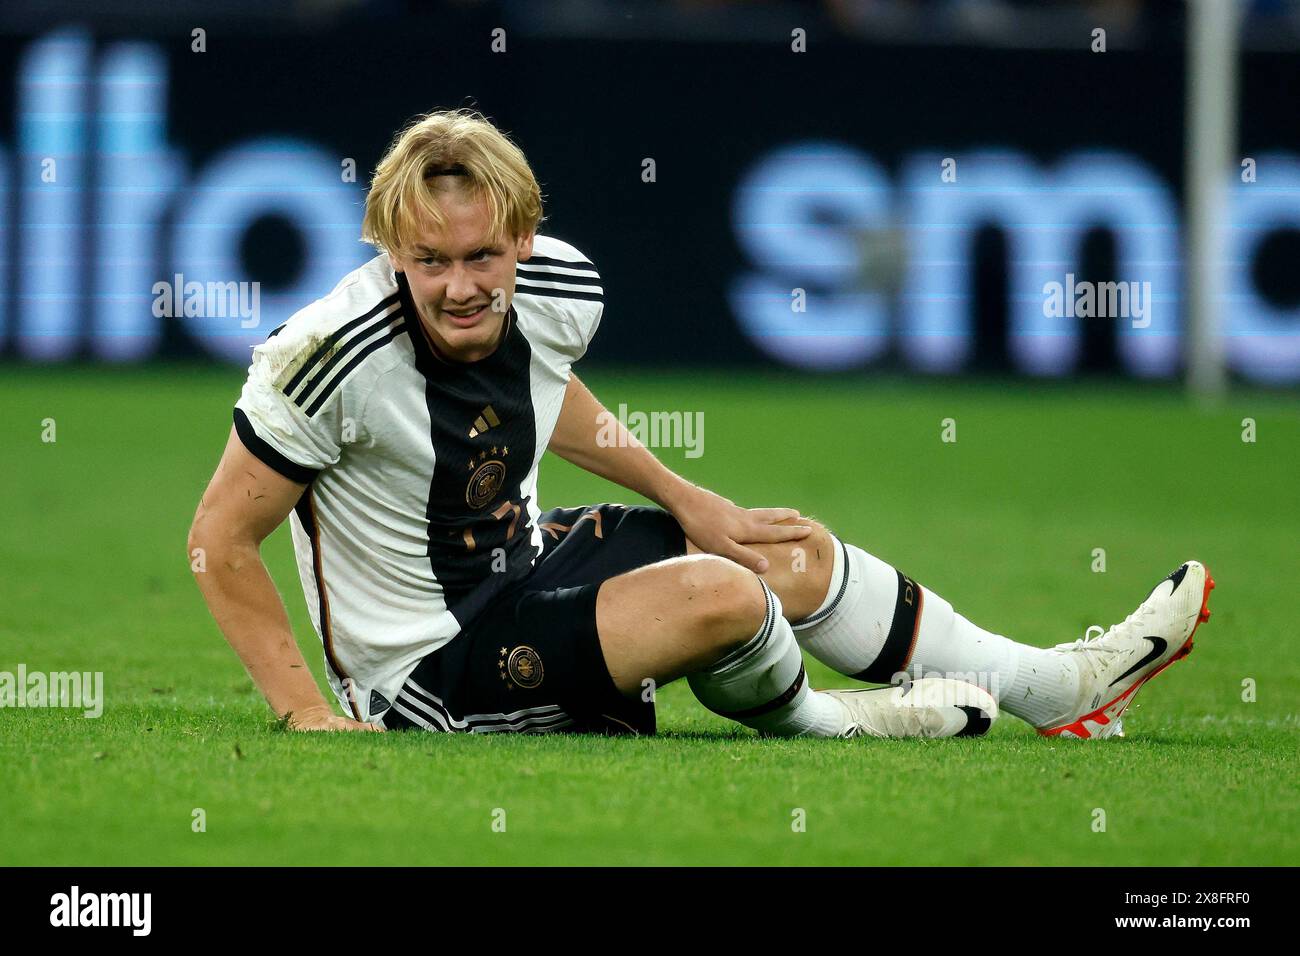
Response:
[469,405,502,438]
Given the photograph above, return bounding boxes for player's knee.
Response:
[675,555,767,653]
[796,517,833,562]
[765,515,835,620]
[772,515,833,576]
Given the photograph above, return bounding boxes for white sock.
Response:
[689,578,850,737]
[792,535,1080,728]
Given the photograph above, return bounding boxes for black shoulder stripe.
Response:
[233,407,319,484]
[303,317,409,417]
[525,254,597,272]
[516,265,604,288]
[514,282,604,303]
[281,292,401,397]
[292,310,404,408]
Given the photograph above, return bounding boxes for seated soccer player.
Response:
[188,109,1214,740]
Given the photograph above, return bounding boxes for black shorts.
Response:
[382,503,687,736]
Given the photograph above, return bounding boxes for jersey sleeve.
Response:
[515,236,604,363]
[565,297,602,361]
[544,298,602,365]
[232,324,346,483]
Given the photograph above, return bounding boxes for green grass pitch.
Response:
[1,365,1296,866]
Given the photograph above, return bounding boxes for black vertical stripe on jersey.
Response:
[293,487,360,719]
[397,271,541,630]
[855,571,923,684]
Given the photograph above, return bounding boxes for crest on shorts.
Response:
[499,645,544,690]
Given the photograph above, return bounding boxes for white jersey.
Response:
[232,236,603,721]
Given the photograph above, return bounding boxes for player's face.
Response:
[390,184,534,363]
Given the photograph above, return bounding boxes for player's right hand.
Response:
[285,704,383,732]
[668,486,812,574]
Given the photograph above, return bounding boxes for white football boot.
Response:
[824,678,998,738]
[1039,560,1215,740]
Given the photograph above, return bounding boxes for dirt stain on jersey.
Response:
[262,332,332,391]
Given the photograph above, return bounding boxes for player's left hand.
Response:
[667,485,812,574]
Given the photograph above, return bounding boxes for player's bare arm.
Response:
[187,428,379,733]
[546,371,815,575]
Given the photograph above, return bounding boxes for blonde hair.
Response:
[362,109,544,256]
